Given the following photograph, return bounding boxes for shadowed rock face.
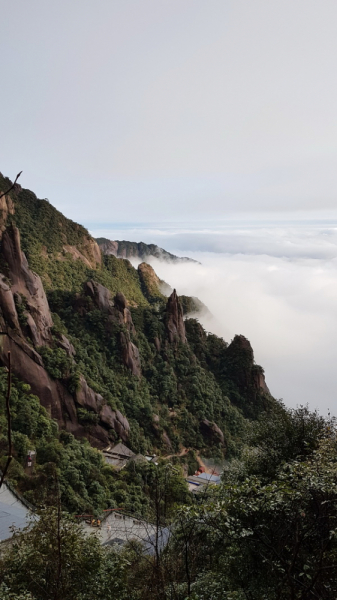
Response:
[0,227,130,448]
[84,280,113,313]
[200,419,225,445]
[83,281,141,376]
[225,334,270,406]
[165,289,186,344]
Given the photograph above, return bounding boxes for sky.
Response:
[1,1,337,413]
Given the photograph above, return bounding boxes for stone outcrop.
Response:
[119,331,141,377]
[138,262,165,301]
[96,239,119,256]
[2,226,53,346]
[99,406,130,441]
[0,193,15,234]
[200,419,225,445]
[84,280,113,313]
[63,243,101,269]
[226,334,269,394]
[165,289,186,344]
[83,282,141,376]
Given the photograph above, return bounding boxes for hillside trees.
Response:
[0,508,134,600]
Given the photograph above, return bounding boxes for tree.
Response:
[175,433,337,599]
[0,507,134,600]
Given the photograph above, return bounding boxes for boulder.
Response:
[84,280,112,313]
[100,405,130,441]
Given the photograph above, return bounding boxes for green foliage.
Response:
[185,319,271,419]
[175,432,337,600]
[38,346,73,379]
[0,507,134,600]
[0,369,154,516]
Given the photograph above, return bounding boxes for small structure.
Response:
[0,480,34,543]
[145,454,158,465]
[103,442,135,471]
[186,472,221,493]
[82,509,169,554]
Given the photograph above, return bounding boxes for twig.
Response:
[54,470,63,600]
[0,171,22,200]
[0,351,12,489]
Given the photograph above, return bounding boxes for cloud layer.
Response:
[91,220,337,416]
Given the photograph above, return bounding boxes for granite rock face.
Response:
[2,226,53,346]
[0,226,130,448]
[84,281,141,376]
[165,289,186,344]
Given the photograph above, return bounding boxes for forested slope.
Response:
[0,172,271,512]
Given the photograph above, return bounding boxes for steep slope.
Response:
[96,237,198,264]
[0,172,273,482]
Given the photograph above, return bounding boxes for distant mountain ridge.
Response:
[96,237,198,264]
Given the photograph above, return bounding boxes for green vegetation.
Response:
[1,405,336,600]
[2,173,335,598]
[0,368,191,516]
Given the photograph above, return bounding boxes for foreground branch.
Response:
[0,171,22,200]
[0,351,12,490]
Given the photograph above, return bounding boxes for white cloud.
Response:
[91,220,337,416]
[151,251,337,416]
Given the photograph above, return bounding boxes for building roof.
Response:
[0,482,32,542]
[106,443,135,458]
[103,443,136,471]
[196,472,221,483]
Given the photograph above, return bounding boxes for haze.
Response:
[1,1,337,413]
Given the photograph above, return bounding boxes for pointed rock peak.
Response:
[228,334,253,354]
[138,262,168,301]
[166,289,186,344]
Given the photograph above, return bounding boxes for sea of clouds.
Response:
[91,217,337,416]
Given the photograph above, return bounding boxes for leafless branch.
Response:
[0,351,12,489]
[0,171,22,200]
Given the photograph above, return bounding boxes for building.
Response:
[186,472,221,493]
[0,480,34,543]
[82,509,169,554]
[103,442,136,471]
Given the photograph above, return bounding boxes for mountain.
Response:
[96,237,198,264]
[0,172,273,512]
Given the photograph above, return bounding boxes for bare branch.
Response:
[0,171,22,200]
[0,351,12,489]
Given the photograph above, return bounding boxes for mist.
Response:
[152,252,337,415]
[93,220,337,416]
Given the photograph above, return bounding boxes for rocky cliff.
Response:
[0,226,130,448]
[0,171,273,460]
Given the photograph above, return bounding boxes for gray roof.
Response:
[0,482,32,542]
[106,443,135,458]
[103,443,136,471]
[195,472,221,483]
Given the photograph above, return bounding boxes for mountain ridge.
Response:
[0,171,273,513]
[96,237,198,264]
